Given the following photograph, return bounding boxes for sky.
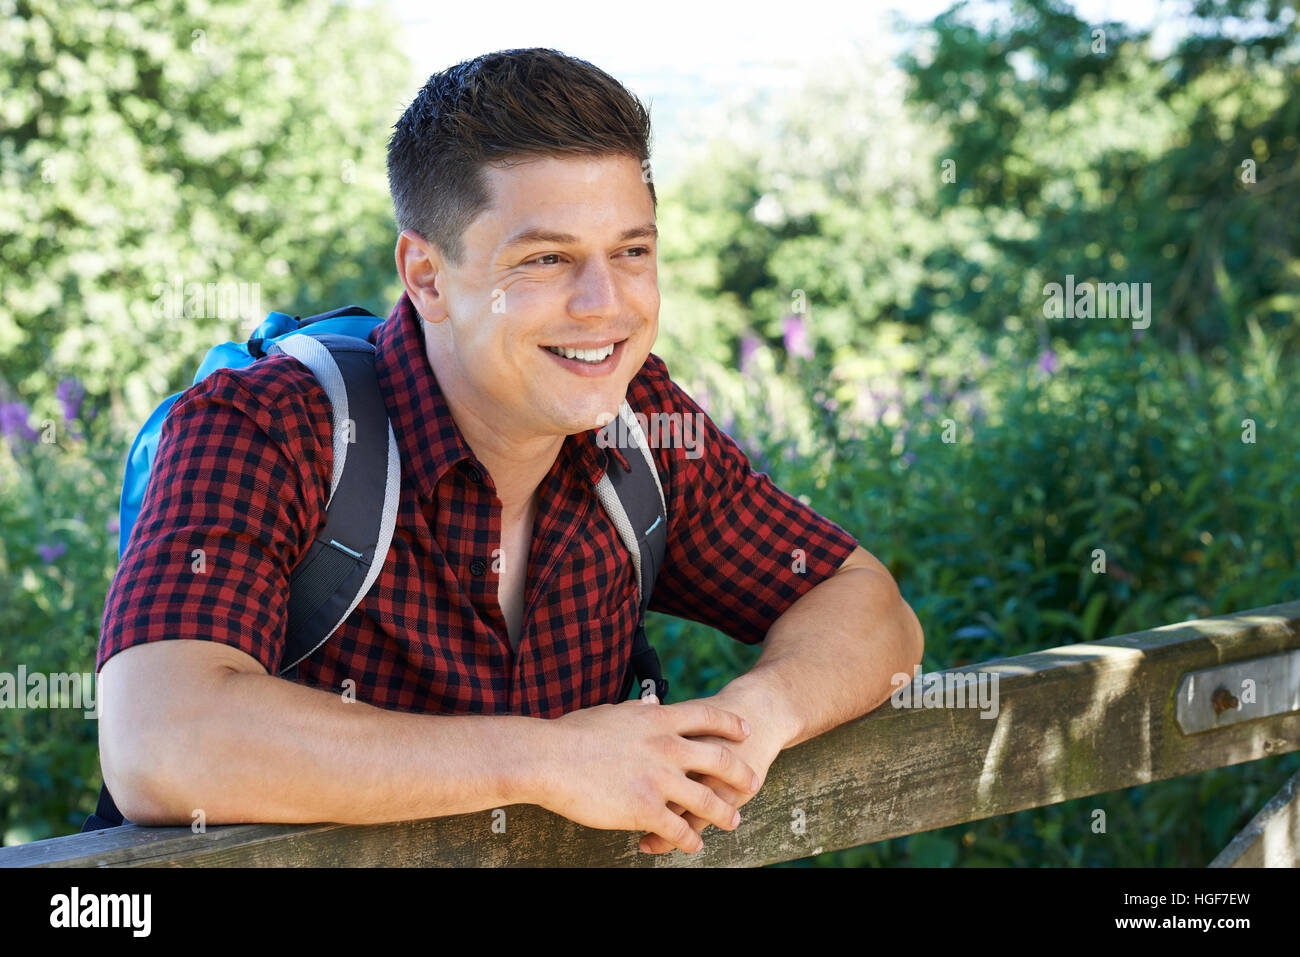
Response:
[386,0,1173,80]
[380,0,1189,183]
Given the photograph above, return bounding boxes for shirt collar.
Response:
[370,292,624,501]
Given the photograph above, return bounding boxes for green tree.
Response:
[0,0,410,426]
[900,0,1300,356]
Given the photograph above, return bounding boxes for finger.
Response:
[640,832,670,854]
[641,803,718,854]
[648,771,756,853]
[645,806,704,854]
[642,800,693,855]
[678,738,760,797]
[667,777,743,834]
[692,772,747,809]
[640,832,672,854]
[663,701,750,741]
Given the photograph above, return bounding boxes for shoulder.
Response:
[171,354,332,446]
[160,353,336,497]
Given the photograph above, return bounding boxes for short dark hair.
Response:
[387,48,656,267]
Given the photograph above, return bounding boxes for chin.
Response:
[550,397,625,436]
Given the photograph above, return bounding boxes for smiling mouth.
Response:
[542,340,623,364]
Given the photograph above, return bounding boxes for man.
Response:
[97,48,923,856]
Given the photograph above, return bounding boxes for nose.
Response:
[568,256,622,323]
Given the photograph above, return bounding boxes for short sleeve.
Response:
[97,364,332,674]
[632,354,860,643]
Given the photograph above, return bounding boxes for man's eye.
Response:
[526,248,651,266]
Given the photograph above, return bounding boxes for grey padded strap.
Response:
[298,423,401,659]
[267,333,402,673]
[619,401,666,513]
[593,400,665,602]
[595,473,642,601]
[269,335,349,505]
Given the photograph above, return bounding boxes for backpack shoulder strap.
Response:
[267,331,401,673]
[594,401,669,702]
[82,314,396,834]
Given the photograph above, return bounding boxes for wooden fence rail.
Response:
[3,599,1298,867]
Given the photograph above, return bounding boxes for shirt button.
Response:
[470,558,487,576]
[465,464,483,484]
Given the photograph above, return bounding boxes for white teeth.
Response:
[546,343,615,363]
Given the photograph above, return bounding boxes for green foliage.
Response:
[658,316,1299,867]
[898,0,1300,355]
[0,0,409,843]
[0,393,122,841]
[0,0,409,426]
[648,2,1300,865]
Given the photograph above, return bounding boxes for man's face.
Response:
[404,153,659,443]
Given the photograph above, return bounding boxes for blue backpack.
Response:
[84,304,669,832]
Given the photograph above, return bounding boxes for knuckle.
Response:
[661,733,686,761]
[652,732,679,759]
[714,742,733,770]
[632,780,662,815]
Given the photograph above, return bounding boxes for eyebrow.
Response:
[500,222,658,251]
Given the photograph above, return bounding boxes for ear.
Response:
[395,229,448,324]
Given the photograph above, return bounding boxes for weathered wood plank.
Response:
[4,598,1299,867]
[1208,768,1300,867]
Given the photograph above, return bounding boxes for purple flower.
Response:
[37,541,67,564]
[56,378,85,424]
[1,402,39,444]
[1035,349,1058,377]
[739,334,761,375]
[782,314,813,360]
[106,517,120,534]
[901,451,917,466]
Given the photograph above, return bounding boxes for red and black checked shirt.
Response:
[98,294,860,718]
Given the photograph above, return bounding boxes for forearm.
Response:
[722,568,925,751]
[119,670,551,826]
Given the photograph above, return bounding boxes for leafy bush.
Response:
[653,316,1299,867]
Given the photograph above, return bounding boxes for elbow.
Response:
[100,723,200,827]
[891,586,924,673]
[903,597,925,666]
[869,566,925,667]
[105,774,180,827]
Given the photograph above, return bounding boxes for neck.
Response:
[424,340,562,515]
